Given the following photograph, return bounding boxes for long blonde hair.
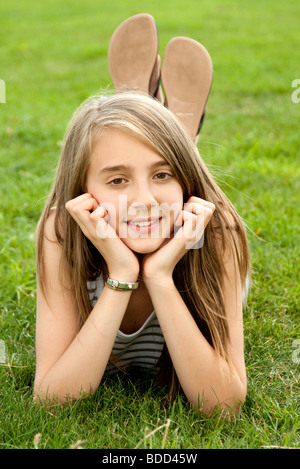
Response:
[36,91,251,399]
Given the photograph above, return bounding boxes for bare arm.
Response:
[142,197,247,413]
[34,198,139,403]
[35,283,133,403]
[145,250,247,413]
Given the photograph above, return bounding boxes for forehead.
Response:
[90,128,167,169]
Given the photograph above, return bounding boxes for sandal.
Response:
[108,14,160,97]
[161,37,213,139]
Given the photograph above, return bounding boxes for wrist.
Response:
[106,277,139,292]
[107,270,140,284]
[143,274,175,290]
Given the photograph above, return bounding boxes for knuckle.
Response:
[65,200,72,211]
[72,204,81,215]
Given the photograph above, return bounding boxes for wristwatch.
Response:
[106,277,139,291]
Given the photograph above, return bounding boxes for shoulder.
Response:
[210,203,250,299]
[36,207,66,258]
[40,207,62,242]
[36,207,67,287]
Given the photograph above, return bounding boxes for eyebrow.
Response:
[99,159,171,174]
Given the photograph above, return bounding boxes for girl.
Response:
[34,91,251,414]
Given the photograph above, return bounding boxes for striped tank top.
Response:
[87,275,164,375]
[87,274,249,376]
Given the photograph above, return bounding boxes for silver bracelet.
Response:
[106,277,139,291]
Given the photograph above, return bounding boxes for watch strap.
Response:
[106,277,139,291]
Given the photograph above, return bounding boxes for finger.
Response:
[90,205,109,221]
[183,212,203,239]
[185,196,215,212]
[174,205,204,228]
[174,206,214,241]
[183,202,205,216]
[65,193,94,208]
[96,218,117,239]
[66,195,100,233]
[65,193,98,214]
[174,211,196,238]
[184,202,215,216]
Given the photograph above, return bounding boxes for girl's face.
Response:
[86,128,184,254]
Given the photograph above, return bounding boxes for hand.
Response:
[65,193,140,281]
[141,196,215,285]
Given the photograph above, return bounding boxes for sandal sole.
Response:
[161,37,213,138]
[108,14,158,94]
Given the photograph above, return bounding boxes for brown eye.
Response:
[110,178,125,185]
[155,172,171,180]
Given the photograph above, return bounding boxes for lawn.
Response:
[0,0,299,449]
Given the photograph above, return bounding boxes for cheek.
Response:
[164,186,184,215]
[86,182,120,230]
[160,187,183,232]
[86,177,100,202]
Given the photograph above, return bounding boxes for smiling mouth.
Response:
[127,218,160,227]
[126,217,162,233]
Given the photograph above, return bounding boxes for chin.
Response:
[125,238,166,255]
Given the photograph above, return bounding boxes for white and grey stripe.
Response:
[87,276,164,375]
[86,273,249,376]
[105,312,164,374]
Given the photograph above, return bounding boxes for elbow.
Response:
[189,382,247,416]
[232,379,247,410]
[33,385,76,406]
[33,373,54,404]
[33,381,60,406]
[193,396,246,417]
[213,377,247,416]
[221,388,247,416]
[33,378,96,406]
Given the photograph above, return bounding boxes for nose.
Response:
[128,182,158,214]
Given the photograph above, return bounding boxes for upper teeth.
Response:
[129,219,158,226]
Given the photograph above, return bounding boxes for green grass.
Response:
[0,0,299,449]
